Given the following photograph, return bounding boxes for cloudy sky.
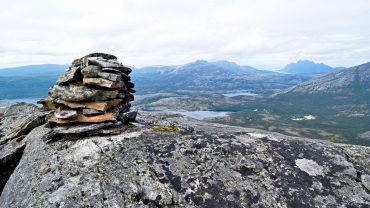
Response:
[0,0,369,69]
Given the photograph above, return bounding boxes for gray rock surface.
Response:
[0,110,369,207]
[0,103,47,143]
[0,104,48,194]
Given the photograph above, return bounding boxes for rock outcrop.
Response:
[0,108,369,207]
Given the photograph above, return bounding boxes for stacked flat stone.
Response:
[38,53,136,126]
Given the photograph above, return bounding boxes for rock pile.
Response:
[38,53,136,139]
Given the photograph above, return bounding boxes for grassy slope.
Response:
[212,90,370,146]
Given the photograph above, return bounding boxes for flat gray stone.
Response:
[54,110,78,119]
[82,109,103,116]
[83,78,124,89]
[97,72,122,82]
[49,84,119,102]
[81,65,102,78]
[88,57,123,68]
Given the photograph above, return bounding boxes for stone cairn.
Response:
[38,53,136,140]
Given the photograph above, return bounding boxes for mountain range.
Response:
[0,59,347,100]
[132,60,312,94]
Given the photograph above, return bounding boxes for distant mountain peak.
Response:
[192,60,209,64]
[281,60,341,75]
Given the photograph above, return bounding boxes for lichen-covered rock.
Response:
[362,175,370,192]
[0,103,47,142]
[88,57,124,68]
[55,99,122,112]
[82,66,123,82]
[54,110,78,119]
[83,78,124,89]
[56,66,81,85]
[0,104,48,194]
[0,111,369,207]
[49,84,119,102]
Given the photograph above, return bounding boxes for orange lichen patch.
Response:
[56,99,122,112]
[48,113,116,124]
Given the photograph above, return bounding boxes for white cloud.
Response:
[0,0,369,69]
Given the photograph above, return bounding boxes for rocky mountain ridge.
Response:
[284,62,370,94]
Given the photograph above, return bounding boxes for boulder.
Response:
[121,110,137,122]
